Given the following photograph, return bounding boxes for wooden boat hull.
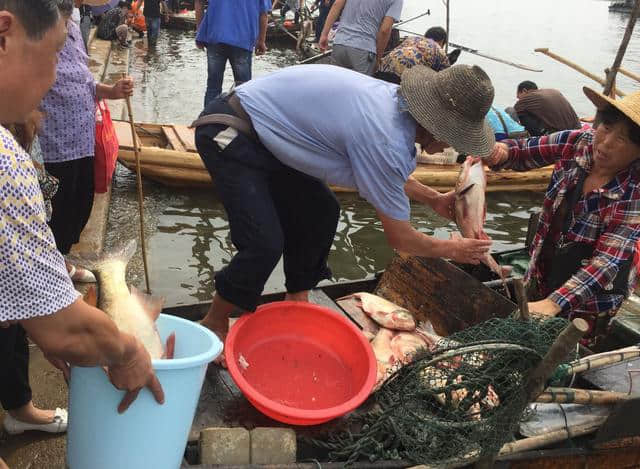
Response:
[115,120,554,192]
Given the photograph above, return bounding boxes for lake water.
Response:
[108,0,640,306]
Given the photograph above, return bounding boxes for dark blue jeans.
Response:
[145,16,161,46]
[195,97,339,311]
[204,43,252,106]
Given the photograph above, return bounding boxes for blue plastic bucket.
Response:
[67,314,222,469]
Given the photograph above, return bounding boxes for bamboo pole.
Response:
[445,0,450,54]
[534,48,626,97]
[619,66,640,84]
[525,319,589,401]
[536,387,634,405]
[123,78,152,294]
[604,0,640,96]
[499,419,607,455]
[562,347,640,376]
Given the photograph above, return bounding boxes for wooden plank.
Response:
[374,253,515,336]
[336,296,379,336]
[173,124,197,152]
[309,288,343,314]
[161,125,186,152]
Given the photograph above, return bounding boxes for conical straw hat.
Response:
[583,86,640,128]
[400,64,496,157]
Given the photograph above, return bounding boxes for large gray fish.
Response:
[69,240,174,359]
[454,156,509,295]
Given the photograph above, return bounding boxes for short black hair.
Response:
[517,80,538,93]
[595,104,640,146]
[425,26,447,43]
[0,0,59,40]
[118,0,132,8]
[56,0,74,17]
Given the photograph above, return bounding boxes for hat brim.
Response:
[401,67,495,157]
[82,0,112,6]
[583,86,640,128]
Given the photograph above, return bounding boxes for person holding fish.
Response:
[0,0,164,445]
[485,87,640,346]
[193,63,494,354]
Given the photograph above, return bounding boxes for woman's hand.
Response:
[107,339,164,413]
[483,142,509,167]
[528,298,562,317]
[110,77,134,99]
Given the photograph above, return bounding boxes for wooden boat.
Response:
[114,120,554,192]
[609,0,638,13]
[164,252,640,468]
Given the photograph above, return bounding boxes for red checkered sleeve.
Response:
[549,197,640,311]
[491,130,585,172]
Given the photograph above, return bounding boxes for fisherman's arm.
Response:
[21,299,164,412]
[404,176,455,220]
[486,130,584,171]
[195,0,204,27]
[256,9,269,55]
[377,211,491,264]
[375,16,395,68]
[319,0,345,50]
[535,206,640,315]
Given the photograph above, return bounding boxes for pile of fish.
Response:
[341,292,501,419]
[339,292,442,391]
[70,240,175,360]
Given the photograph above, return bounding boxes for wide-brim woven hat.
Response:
[583,86,640,128]
[400,64,496,157]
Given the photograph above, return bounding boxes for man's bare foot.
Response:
[8,401,55,425]
[0,456,10,469]
[285,290,309,302]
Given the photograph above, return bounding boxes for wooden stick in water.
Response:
[536,387,634,405]
[619,67,640,84]
[123,74,152,293]
[603,0,640,96]
[534,48,626,97]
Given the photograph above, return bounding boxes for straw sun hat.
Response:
[583,86,640,128]
[400,64,496,157]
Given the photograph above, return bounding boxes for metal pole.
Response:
[445,0,450,53]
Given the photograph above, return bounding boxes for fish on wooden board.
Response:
[339,292,416,331]
[454,156,510,297]
[68,240,174,359]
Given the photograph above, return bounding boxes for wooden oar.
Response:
[395,28,543,72]
[123,75,152,294]
[535,48,626,97]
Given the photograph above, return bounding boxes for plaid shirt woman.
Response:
[487,87,640,345]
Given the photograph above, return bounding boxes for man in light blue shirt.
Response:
[193,64,496,348]
[195,0,271,105]
[319,0,403,75]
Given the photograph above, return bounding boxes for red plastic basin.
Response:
[225,301,376,425]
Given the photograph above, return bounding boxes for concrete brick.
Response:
[250,427,297,464]
[200,427,250,465]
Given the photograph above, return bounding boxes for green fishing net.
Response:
[312,316,570,467]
